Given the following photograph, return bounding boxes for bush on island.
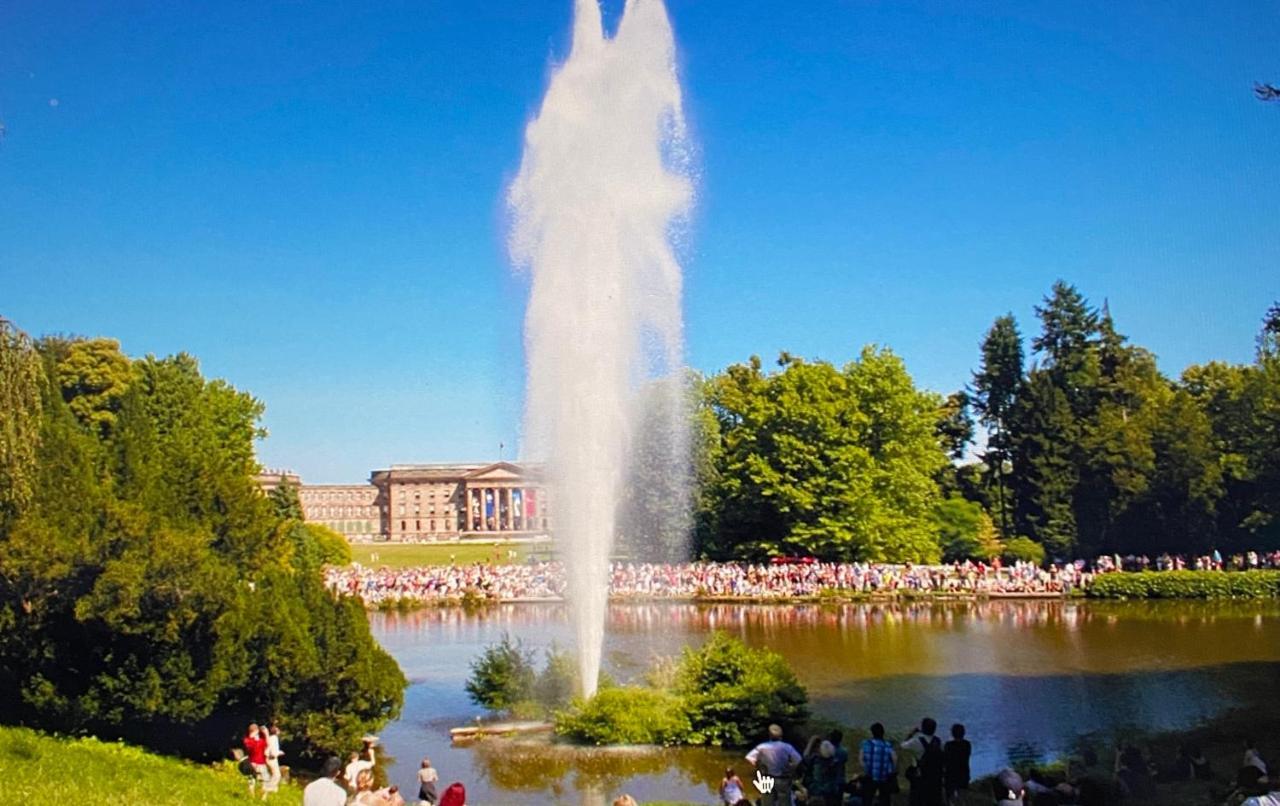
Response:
[555,687,691,746]
[549,632,809,747]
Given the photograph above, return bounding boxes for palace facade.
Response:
[256,462,549,541]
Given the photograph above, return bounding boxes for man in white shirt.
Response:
[303,757,348,806]
[745,724,802,806]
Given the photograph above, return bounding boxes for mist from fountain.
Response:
[508,0,692,698]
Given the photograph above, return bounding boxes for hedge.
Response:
[1087,570,1280,599]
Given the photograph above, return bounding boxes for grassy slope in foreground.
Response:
[0,726,301,806]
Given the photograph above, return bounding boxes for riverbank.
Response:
[0,725,303,805]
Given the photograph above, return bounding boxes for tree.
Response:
[703,348,947,562]
[0,335,404,759]
[936,391,973,462]
[971,314,1024,537]
[1032,281,1099,415]
[466,635,535,712]
[0,319,43,525]
[53,338,136,436]
[269,479,304,522]
[1010,370,1079,558]
[933,496,1002,562]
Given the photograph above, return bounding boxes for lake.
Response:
[368,600,1280,805]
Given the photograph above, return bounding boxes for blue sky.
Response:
[2,1,1277,482]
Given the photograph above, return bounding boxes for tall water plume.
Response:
[508,0,692,698]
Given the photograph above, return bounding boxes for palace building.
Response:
[255,462,549,541]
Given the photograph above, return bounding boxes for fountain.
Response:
[508,0,693,698]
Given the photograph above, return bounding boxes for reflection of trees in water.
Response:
[469,737,736,796]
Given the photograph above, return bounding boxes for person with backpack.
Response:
[901,717,944,806]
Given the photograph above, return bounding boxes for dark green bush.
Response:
[465,634,535,711]
[1087,570,1280,599]
[554,687,691,746]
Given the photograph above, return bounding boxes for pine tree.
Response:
[971,314,1024,538]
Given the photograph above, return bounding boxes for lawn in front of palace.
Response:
[348,540,548,568]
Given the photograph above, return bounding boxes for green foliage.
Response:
[933,496,1002,562]
[552,633,808,748]
[703,348,947,562]
[53,337,136,436]
[0,725,302,805]
[466,634,536,712]
[533,644,577,711]
[1001,536,1046,565]
[302,523,352,566]
[554,686,692,746]
[269,479,304,522]
[0,332,404,759]
[1087,570,1280,599]
[0,320,43,524]
[673,632,809,746]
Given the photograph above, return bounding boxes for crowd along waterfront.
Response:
[364,599,1280,804]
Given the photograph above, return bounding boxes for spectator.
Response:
[1114,746,1155,800]
[1242,773,1280,806]
[993,768,1025,806]
[1246,738,1269,779]
[303,757,348,806]
[719,767,746,805]
[418,757,440,805]
[345,742,377,793]
[746,723,803,806]
[943,723,970,804]
[264,724,283,796]
[243,723,269,799]
[860,722,898,806]
[439,782,466,806]
[902,717,944,806]
[828,729,849,795]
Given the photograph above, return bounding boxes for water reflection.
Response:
[370,600,1280,805]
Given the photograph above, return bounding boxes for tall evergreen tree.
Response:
[971,314,1024,538]
[1010,370,1079,558]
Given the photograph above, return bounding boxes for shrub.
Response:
[465,635,535,712]
[674,631,809,745]
[934,496,1002,562]
[554,687,691,745]
[532,644,576,711]
[1087,570,1280,600]
[1002,536,1046,566]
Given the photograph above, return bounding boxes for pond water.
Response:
[368,600,1280,805]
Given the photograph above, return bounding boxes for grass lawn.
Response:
[348,540,552,568]
[0,725,302,805]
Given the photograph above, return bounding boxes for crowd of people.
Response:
[239,728,467,806]
[719,718,1279,806]
[323,550,1280,606]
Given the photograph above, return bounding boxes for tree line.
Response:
[0,321,405,759]
[634,284,1280,564]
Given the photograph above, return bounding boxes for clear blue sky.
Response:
[2,1,1277,482]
